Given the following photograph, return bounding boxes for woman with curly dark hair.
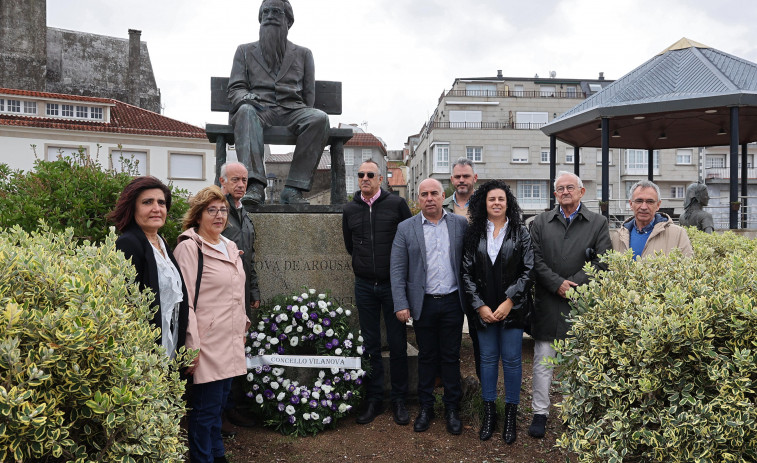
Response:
[461,180,534,444]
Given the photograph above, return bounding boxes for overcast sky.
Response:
[48,0,757,152]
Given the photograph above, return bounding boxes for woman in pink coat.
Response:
[174,185,250,463]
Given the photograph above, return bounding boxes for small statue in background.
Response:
[680,183,714,233]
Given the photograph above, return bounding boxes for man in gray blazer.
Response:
[391,178,469,435]
[228,0,330,207]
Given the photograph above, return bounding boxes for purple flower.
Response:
[308,334,316,340]
[330,404,337,411]
[301,390,310,399]
[334,393,341,400]
[290,395,299,404]
[329,311,336,317]
[277,346,285,354]
[355,378,362,385]
[306,320,314,329]
[278,333,287,340]
[333,377,340,384]
[262,365,271,372]
[343,373,351,381]
[252,384,260,391]
[320,399,328,407]
[264,389,274,399]
[271,323,279,332]
[331,338,339,347]
[325,342,333,350]
[288,384,296,393]
[249,331,257,339]
[310,312,318,320]
[323,318,331,326]
[309,400,318,408]
[345,391,352,399]
[294,311,303,319]
[246,391,254,398]
[323,416,332,424]
[324,379,332,386]
[319,332,325,338]
[326,393,334,400]
[255,366,263,374]
[344,340,353,349]
[288,415,296,424]
[263,317,270,323]
[277,403,286,412]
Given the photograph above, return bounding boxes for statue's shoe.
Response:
[241,183,265,211]
[280,186,309,205]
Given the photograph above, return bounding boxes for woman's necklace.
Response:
[147,235,165,257]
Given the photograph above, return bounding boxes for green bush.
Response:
[0,148,189,247]
[555,230,757,462]
[0,226,193,462]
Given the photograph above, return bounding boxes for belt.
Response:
[425,291,457,299]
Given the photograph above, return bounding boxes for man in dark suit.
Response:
[390,178,469,435]
[228,0,330,207]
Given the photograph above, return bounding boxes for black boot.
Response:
[478,401,497,441]
[502,403,518,444]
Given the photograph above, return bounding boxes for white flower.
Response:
[257,322,264,330]
[271,381,279,390]
[253,341,261,348]
[318,300,328,309]
[285,405,295,415]
[257,333,266,341]
[262,375,270,383]
[303,413,311,420]
[336,307,344,314]
[245,346,251,353]
[292,305,299,311]
[350,371,359,381]
[273,368,285,377]
[326,329,334,337]
[357,369,365,377]
[347,332,353,339]
[312,391,320,399]
[311,412,319,420]
[301,397,307,404]
[247,373,254,382]
[335,348,342,355]
[313,324,323,335]
[296,326,303,333]
[338,403,350,413]
[277,392,285,401]
[358,335,363,342]
[301,292,309,299]
[357,346,364,354]
[284,325,293,334]
[327,400,332,406]
[318,370,325,379]
[322,384,333,394]
[280,314,289,322]
[256,394,264,404]
[345,309,352,316]
[318,293,326,299]
[273,304,281,311]
[309,288,316,294]
[330,367,339,374]
[282,379,291,388]
[290,337,299,347]
[269,337,279,345]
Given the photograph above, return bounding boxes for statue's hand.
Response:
[243,92,259,101]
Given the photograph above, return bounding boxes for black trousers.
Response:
[414,292,464,409]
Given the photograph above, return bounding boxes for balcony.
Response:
[445,89,586,99]
[428,121,546,131]
[705,167,757,180]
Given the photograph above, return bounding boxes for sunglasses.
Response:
[357,172,377,179]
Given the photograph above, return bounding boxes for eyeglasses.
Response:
[262,7,285,16]
[228,177,247,184]
[357,172,378,179]
[555,185,577,193]
[206,207,229,216]
[632,199,658,206]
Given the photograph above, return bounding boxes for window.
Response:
[676,149,693,165]
[540,86,556,97]
[566,86,577,98]
[738,155,754,168]
[344,148,354,166]
[62,104,74,117]
[433,144,449,173]
[465,83,496,97]
[76,106,88,118]
[595,148,614,165]
[361,149,372,162]
[345,175,355,194]
[24,101,37,114]
[449,110,482,128]
[565,148,575,164]
[90,107,103,120]
[111,149,147,176]
[513,85,524,97]
[169,153,204,179]
[466,146,482,162]
[625,149,659,175]
[46,145,86,161]
[706,155,725,168]
[8,100,21,113]
[517,181,549,209]
[0,99,4,111]
[512,147,529,163]
[670,186,685,199]
[596,184,613,200]
[589,83,602,92]
[46,103,59,116]
[540,148,550,163]
[514,112,547,129]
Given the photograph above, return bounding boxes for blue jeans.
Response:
[189,378,232,463]
[355,277,408,402]
[477,326,523,404]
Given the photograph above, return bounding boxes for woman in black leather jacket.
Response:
[461,180,534,444]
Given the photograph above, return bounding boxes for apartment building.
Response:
[407,71,701,220]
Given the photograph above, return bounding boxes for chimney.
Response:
[128,29,142,107]
[598,72,605,81]
[497,69,503,78]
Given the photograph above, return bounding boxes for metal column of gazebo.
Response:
[541,38,757,229]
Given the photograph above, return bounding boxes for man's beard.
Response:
[259,23,288,71]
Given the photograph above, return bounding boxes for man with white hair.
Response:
[612,180,693,258]
[528,171,611,438]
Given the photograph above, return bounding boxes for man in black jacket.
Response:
[342,160,412,425]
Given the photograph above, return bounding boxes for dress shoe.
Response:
[279,186,309,205]
[479,401,497,441]
[503,403,518,444]
[355,401,384,424]
[528,413,547,438]
[220,417,236,438]
[445,407,462,435]
[241,182,265,210]
[392,400,410,425]
[225,407,256,428]
[413,407,435,432]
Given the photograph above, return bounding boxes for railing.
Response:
[445,90,586,99]
[705,167,757,179]
[428,121,546,131]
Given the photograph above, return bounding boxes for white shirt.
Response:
[486,219,508,265]
[151,238,183,358]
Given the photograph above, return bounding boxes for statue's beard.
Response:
[259,23,288,71]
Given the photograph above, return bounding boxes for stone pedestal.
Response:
[250,205,418,396]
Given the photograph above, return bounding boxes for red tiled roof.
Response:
[345,132,387,155]
[0,87,206,139]
[387,167,406,187]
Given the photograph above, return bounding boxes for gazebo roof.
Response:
[541,38,757,149]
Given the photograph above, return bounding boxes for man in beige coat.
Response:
[611,180,693,259]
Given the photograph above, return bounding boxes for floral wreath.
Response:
[245,288,366,436]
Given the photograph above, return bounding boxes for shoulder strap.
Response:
[193,243,203,312]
